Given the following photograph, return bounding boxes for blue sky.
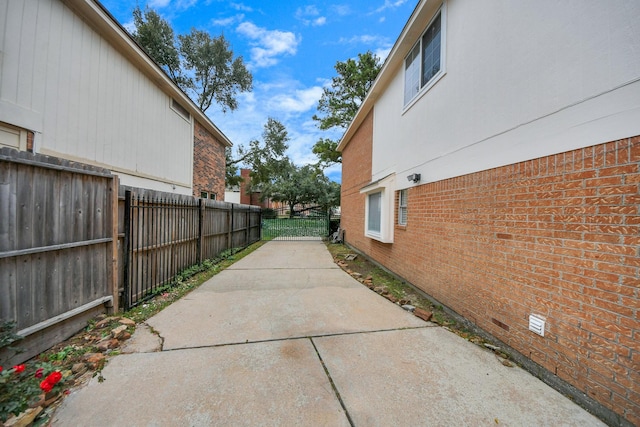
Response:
[100,0,417,182]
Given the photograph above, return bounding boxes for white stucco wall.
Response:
[0,0,194,194]
[373,0,640,189]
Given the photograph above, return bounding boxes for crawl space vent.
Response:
[529,314,545,336]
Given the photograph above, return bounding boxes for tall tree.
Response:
[179,30,252,113]
[261,163,337,218]
[131,6,252,113]
[132,6,182,83]
[226,118,290,189]
[312,51,382,166]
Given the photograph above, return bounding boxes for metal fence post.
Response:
[197,198,204,264]
[122,190,132,310]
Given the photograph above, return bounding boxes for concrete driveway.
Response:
[53,240,605,426]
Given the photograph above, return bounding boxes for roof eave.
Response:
[337,0,439,152]
[62,0,233,148]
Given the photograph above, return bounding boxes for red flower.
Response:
[12,364,25,373]
[46,371,62,385]
[40,379,54,393]
[39,371,63,392]
[35,368,44,378]
[0,366,3,373]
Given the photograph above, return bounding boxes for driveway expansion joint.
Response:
[309,337,355,427]
[158,325,434,352]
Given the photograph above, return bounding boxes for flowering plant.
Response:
[0,362,65,422]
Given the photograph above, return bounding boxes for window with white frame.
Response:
[398,190,408,225]
[361,174,396,243]
[404,8,444,106]
[368,192,382,233]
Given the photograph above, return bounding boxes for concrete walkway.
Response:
[53,241,605,426]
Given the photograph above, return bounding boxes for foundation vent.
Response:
[529,314,545,336]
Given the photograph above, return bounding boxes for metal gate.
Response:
[261,206,330,241]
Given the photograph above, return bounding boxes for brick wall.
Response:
[341,131,640,425]
[341,110,373,250]
[193,120,226,200]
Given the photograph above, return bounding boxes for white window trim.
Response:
[171,98,192,123]
[398,189,408,226]
[402,3,447,113]
[360,174,396,243]
[0,123,28,151]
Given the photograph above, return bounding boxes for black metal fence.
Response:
[122,189,261,309]
[261,205,331,241]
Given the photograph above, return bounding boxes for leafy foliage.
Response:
[227,118,290,189]
[132,6,252,113]
[261,162,340,217]
[312,51,382,166]
[178,30,252,113]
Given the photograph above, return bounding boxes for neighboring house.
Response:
[0,0,229,198]
[338,1,639,425]
[224,168,274,208]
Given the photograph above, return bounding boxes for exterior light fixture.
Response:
[407,173,421,183]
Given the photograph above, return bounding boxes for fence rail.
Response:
[0,148,117,364]
[0,148,263,364]
[121,189,261,309]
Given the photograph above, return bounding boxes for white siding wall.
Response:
[0,0,193,193]
[373,0,640,188]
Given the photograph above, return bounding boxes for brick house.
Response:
[0,0,230,198]
[225,169,275,208]
[338,1,640,425]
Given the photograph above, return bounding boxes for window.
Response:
[368,192,382,233]
[361,174,396,243]
[200,191,208,199]
[210,193,217,200]
[404,9,444,105]
[171,98,191,121]
[398,190,408,225]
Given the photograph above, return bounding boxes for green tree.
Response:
[312,51,382,166]
[131,6,252,113]
[179,30,252,113]
[132,6,182,83]
[261,162,340,217]
[226,118,290,190]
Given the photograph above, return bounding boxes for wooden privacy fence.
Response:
[120,188,261,309]
[0,148,262,363]
[0,148,117,363]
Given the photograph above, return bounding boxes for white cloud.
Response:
[148,0,171,7]
[338,34,386,45]
[230,2,253,12]
[374,0,408,13]
[268,86,323,114]
[296,5,320,18]
[210,14,244,27]
[331,5,351,16]
[295,5,327,27]
[312,17,327,26]
[237,22,300,68]
[374,47,392,62]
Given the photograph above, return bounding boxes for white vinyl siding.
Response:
[374,1,640,191]
[0,0,194,193]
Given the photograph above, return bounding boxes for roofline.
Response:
[62,0,233,147]
[337,0,439,152]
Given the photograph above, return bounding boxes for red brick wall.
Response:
[342,131,640,425]
[341,109,373,251]
[193,120,226,200]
